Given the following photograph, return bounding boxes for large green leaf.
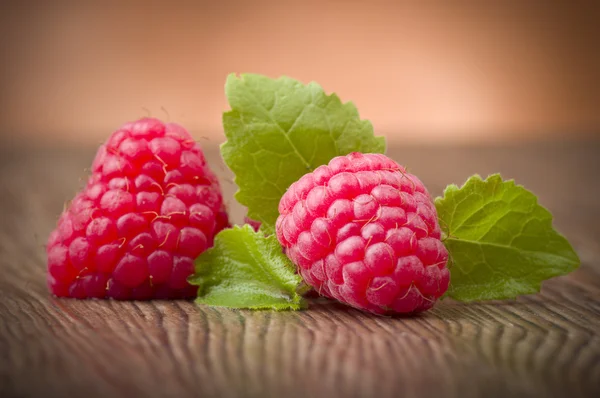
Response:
[435,174,580,302]
[221,73,385,233]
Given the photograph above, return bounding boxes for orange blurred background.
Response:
[1,0,599,147]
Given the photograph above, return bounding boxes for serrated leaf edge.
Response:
[436,173,580,302]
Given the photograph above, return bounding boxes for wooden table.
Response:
[1,143,599,398]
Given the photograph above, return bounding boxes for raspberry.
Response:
[276,152,449,314]
[47,118,229,299]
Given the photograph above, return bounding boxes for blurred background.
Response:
[1,0,599,148]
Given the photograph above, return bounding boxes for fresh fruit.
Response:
[275,152,449,314]
[189,73,577,314]
[46,117,229,299]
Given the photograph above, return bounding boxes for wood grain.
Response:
[1,143,599,398]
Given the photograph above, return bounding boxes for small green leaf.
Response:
[435,174,580,302]
[221,73,386,233]
[189,225,306,311]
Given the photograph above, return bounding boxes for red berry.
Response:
[47,118,229,300]
[276,152,449,315]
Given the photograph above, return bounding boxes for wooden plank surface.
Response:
[1,143,599,398]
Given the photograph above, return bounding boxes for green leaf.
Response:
[435,174,580,302]
[189,225,306,311]
[221,73,386,233]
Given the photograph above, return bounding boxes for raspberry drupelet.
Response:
[46,118,229,299]
[276,152,449,314]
